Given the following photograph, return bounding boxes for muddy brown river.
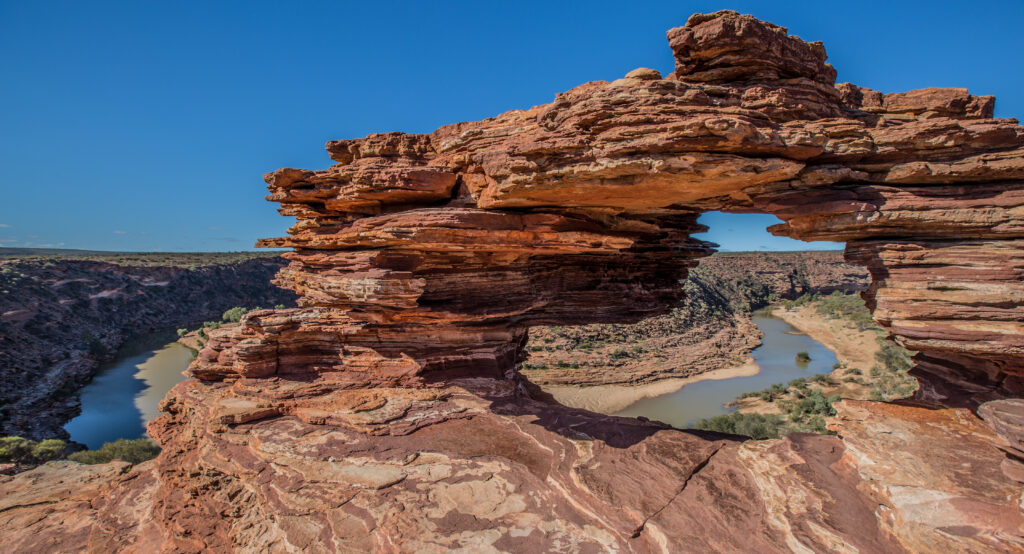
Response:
[614,312,839,428]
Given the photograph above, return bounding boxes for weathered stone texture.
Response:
[3,9,1024,552]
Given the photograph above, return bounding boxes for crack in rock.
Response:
[631,444,723,539]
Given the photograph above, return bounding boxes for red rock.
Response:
[668,10,837,85]
[829,400,1024,553]
[3,10,1024,552]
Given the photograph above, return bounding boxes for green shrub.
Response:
[609,348,630,360]
[804,415,830,434]
[222,306,248,322]
[812,291,875,330]
[0,437,67,465]
[0,436,33,463]
[896,384,917,396]
[68,439,159,465]
[274,304,286,310]
[795,351,811,362]
[789,390,841,419]
[31,439,67,462]
[809,374,836,386]
[876,340,913,372]
[693,413,787,440]
[176,328,188,337]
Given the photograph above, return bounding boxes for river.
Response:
[63,329,195,449]
[613,312,838,428]
[63,312,835,447]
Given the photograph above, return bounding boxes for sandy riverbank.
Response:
[770,306,880,371]
[731,304,883,414]
[539,358,760,414]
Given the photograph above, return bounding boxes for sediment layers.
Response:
[3,10,1024,552]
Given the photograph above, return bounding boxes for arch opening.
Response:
[520,211,921,438]
[101,11,1024,551]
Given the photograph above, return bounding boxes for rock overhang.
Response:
[7,11,1024,552]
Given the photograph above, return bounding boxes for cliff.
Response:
[3,11,1024,552]
[0,254,296,440]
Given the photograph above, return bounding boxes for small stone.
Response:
[624,67,661,80]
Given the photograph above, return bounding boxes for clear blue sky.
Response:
[2,1,1021,252]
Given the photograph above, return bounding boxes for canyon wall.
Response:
[3,11,1023,552]
[0,255,296,440]
[524,251,868,387]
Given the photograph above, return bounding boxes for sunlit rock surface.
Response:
[3,10,1024,552]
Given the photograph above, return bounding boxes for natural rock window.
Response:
[5,10,1024,552]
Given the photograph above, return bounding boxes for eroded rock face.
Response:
[3,9,1024,552]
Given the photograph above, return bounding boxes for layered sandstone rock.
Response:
[3,10,1024,552]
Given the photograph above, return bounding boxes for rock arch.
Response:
[9,11,1024,553]
[200,12,1023,409]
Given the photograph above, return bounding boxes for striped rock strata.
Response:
[4,10,1024,553]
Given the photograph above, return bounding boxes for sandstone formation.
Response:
[3,10,1024,552]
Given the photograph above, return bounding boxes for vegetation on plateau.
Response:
[0,248,286,268]
[184,304,285,349]
[0,264,24,295]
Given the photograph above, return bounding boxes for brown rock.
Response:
[623,67,661,80]
[669,10,837,85]
[5,10,1024,552]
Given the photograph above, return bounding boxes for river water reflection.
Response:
[64,329,194,449]
[614,312,838,428]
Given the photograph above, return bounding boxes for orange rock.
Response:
[5,10,1024,552]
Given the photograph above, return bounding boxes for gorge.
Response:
[0,252,296,441]
[2,10,1024,553]
[53,251,862,450]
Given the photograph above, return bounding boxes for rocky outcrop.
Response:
[0,256,296,440]
[3,10,1024,552]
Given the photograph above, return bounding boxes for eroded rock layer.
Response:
[4,10,1024,552]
